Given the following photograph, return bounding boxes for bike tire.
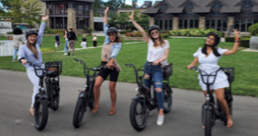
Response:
[34,99,49,131]
[163,85,172,114]
[73,98,86,128]
[204,110,212,136]
[129,99,147,131]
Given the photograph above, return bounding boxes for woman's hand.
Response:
[153,60,160,66]
[21,59,27,64]
[129,11,134,21]
[233,29,240,38]
[187,64,194,70]
[104,7,109,15]
[42,15,49,21]
[106,61,114,70]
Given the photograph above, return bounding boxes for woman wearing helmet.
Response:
[18,15,49,116]
[92,7,122,115]
[129,11,170,126]
[187,30,240,128]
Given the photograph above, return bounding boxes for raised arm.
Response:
[36,15,49,46]
[223,29,240,55]
[129,11,149,43]
[103,7,110,44]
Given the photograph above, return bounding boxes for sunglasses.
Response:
[151,30,159,35]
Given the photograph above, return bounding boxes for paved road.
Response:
[0,70,257,136]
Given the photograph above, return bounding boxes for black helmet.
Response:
[107,27,118,34]
[26,30,38,39]
[148,25,160,34]
[207,32,220,46]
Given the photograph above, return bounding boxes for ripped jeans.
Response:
[144,62,164,109]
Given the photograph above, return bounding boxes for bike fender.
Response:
[132,95,144,102]
[78,92,85,98]
[36,94,47,100]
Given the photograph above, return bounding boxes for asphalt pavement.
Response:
[0,70,257,136]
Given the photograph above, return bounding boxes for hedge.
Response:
[170,28,223,37]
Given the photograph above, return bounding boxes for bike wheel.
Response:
[204,110,212,136]
[129,99,147,131]
[34,99,49,131]
[163,85,172,114]
[73,98,86,128]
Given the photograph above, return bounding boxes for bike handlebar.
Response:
[74,59,104,77]
[124,63,144,88]
[189,66,222,85]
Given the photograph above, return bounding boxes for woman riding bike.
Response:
[18,15,49,116]
[187,29,240,128]
[92,7,122,115]
[129,11,170,126]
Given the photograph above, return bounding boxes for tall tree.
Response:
[8,0,43,25]
[0,0,11,14]
[92,0,104,16]
[132,0,138,8]
[22,0,43,26]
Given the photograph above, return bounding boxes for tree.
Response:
[22,0,43,26]
[104,0,123,11]
[0,0,11,14]
[132,0,138,8]
[92,0,104,16]
[8,0,43,26]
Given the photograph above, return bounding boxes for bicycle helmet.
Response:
[26,30,38,39]
[207,32,220,46]
[148,25,160,34]
[107,27,118,34]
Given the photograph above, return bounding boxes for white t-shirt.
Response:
[147,39,169,66]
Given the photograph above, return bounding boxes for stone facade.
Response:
[173,17,179,30]
[199,17,205,29]
[67,8,76,30]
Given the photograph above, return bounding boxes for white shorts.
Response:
[199,80,229,91]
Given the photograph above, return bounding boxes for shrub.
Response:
[161,33,170,39]
[225,37,235,42]
[125,32,134,37]
[170,28,223,37]
[133,31,142,37]
[248,23,258,36]
[240,38,250,48]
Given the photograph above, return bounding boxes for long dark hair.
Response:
[201,32,221,57]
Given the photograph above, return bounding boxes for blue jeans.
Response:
[64,39,68,53]
[144,62,164,109]
[13,48,18,60]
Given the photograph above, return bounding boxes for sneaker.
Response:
[12,60,16,62]
[64,53,67,55]
[157,115,165,126]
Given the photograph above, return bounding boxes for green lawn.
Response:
[1,37,258,97]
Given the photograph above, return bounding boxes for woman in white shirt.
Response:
[187,29,240,128]
[129,11,169,126]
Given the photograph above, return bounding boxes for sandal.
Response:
[108,108,116,115]
[29,107,34,117]
[227,119,233,128]
[92,106,99,113]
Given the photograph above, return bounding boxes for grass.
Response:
[0,37,258,97]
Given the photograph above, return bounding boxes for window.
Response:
[77,17,88,29]
[235,19,258,32]
[155,19,173,30]
[205,19,227,31]
[180,19,199,29]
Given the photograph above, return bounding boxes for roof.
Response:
[143,0,258,14]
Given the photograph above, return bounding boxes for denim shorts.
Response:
[143,62,163,89]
